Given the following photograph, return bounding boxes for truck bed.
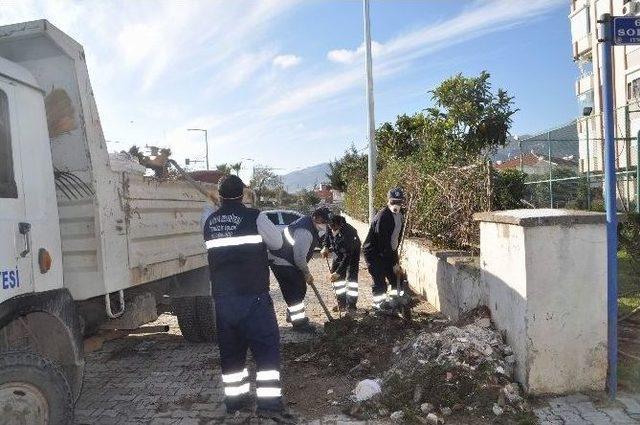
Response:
[58,173,213,300]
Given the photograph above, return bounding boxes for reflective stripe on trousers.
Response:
[346,281,358,298]
[333,281,347,295]
[222,368,250,397]
[256,369,282,398]
[288,302,306,322]
[372,293,386,308]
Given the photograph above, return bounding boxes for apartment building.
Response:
[570,0,640,182]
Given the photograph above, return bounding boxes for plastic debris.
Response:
[353,379,382,402]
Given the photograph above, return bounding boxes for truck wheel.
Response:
[0,350,74,425]
[173,297,204,342]
[195,296,217,342]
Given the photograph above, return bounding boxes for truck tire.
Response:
[173,297,204,342]
[0,350,74,425]
[195,296,217,342]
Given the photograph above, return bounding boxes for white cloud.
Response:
[273,54,301,69]
[273,0,563,116]
[0,0,563,172]
[327,41,383,64]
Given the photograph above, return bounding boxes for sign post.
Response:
[599,13,638,400]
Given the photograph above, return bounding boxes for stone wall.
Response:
[344,214,484,320]
[345,209,608,395]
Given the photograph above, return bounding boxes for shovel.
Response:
[308,281,334,322]
[325,256,343,319]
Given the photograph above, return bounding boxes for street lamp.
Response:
[363,0,377,222]
[187,128,209,170]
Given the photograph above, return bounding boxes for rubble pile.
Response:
[288,313,431,376]
[348,318,529,423]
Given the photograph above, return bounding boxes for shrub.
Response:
[492,168,526,210]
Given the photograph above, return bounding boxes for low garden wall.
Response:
[344,214,484,320]
[344,210,608,395]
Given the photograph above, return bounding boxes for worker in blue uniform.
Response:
[203,175,293,422]
[363,187,406,311]
[269,207,331,332]
[321,214,361,313]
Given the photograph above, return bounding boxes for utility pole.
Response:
[188,128,209,170]
[599,13,618,399]
[363,0,377,222]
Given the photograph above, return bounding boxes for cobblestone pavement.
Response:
[535,393,640,424]
[74,254,640,424]
[75,255,378,424]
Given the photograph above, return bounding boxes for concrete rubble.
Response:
[347,316,530,422]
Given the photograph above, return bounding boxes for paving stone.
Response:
[619,394,640,416]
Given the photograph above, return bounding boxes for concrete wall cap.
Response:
[473,209,606,227]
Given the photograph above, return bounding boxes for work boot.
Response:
[255,407,298,424]
[291,318,316,334]
[332,302,346,313]
[226,394,254,414]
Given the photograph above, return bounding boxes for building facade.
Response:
[570,0,640,187]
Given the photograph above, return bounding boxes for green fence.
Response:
[516,110,640,213]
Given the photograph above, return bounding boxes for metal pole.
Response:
[205,130,209,171]
[586,118,592,210]
[548,132,553,208]
[363,0,377,222]
[625,106,631,210]
[637,130,640,213]
[187,128,209,171]
[599,14,618,400]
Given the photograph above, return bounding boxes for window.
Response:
[282,213,301,225]
[0,89,16,198]
[266,212,280,226]
[628,77,640,100]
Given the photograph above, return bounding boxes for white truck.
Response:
[0,20,227,424]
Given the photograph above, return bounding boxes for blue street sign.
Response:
[613,17,640,44]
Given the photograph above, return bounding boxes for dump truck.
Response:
[0,20,229,424]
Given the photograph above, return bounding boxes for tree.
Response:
[376,113,426,164]
[229,162,242,176]
[326,145,368,192]
[250,166,283,207]
[296,189,321,212]
[419,71,518,171]
[216,163,231,174]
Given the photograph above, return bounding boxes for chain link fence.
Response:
[509,106,640,213]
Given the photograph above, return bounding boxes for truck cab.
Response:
[0,54,81,425]
[0,20,219,424]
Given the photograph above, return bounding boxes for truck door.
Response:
[0,79,33,303]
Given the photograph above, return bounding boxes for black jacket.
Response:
[363,207,404,263]
[325,222,361,275]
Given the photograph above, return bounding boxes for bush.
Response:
[620,212,640,273]
[341,71,516,251]
[493,168,525,210]
[343,177,368,222]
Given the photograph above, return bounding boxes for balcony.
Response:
[575,73,593,97]
[570,3,592,59]
[570,0,588,13]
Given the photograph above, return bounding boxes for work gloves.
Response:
[320,247,330,259]
[305,273,314,286]
[393,264,404,277]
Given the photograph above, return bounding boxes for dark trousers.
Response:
[215,293,282,412]
[365,255,398,307]
[331,245,361,307]
[270,264,308,323]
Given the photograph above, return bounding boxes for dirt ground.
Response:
[77,254,639,424]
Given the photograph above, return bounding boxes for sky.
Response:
[0,0,576,177]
